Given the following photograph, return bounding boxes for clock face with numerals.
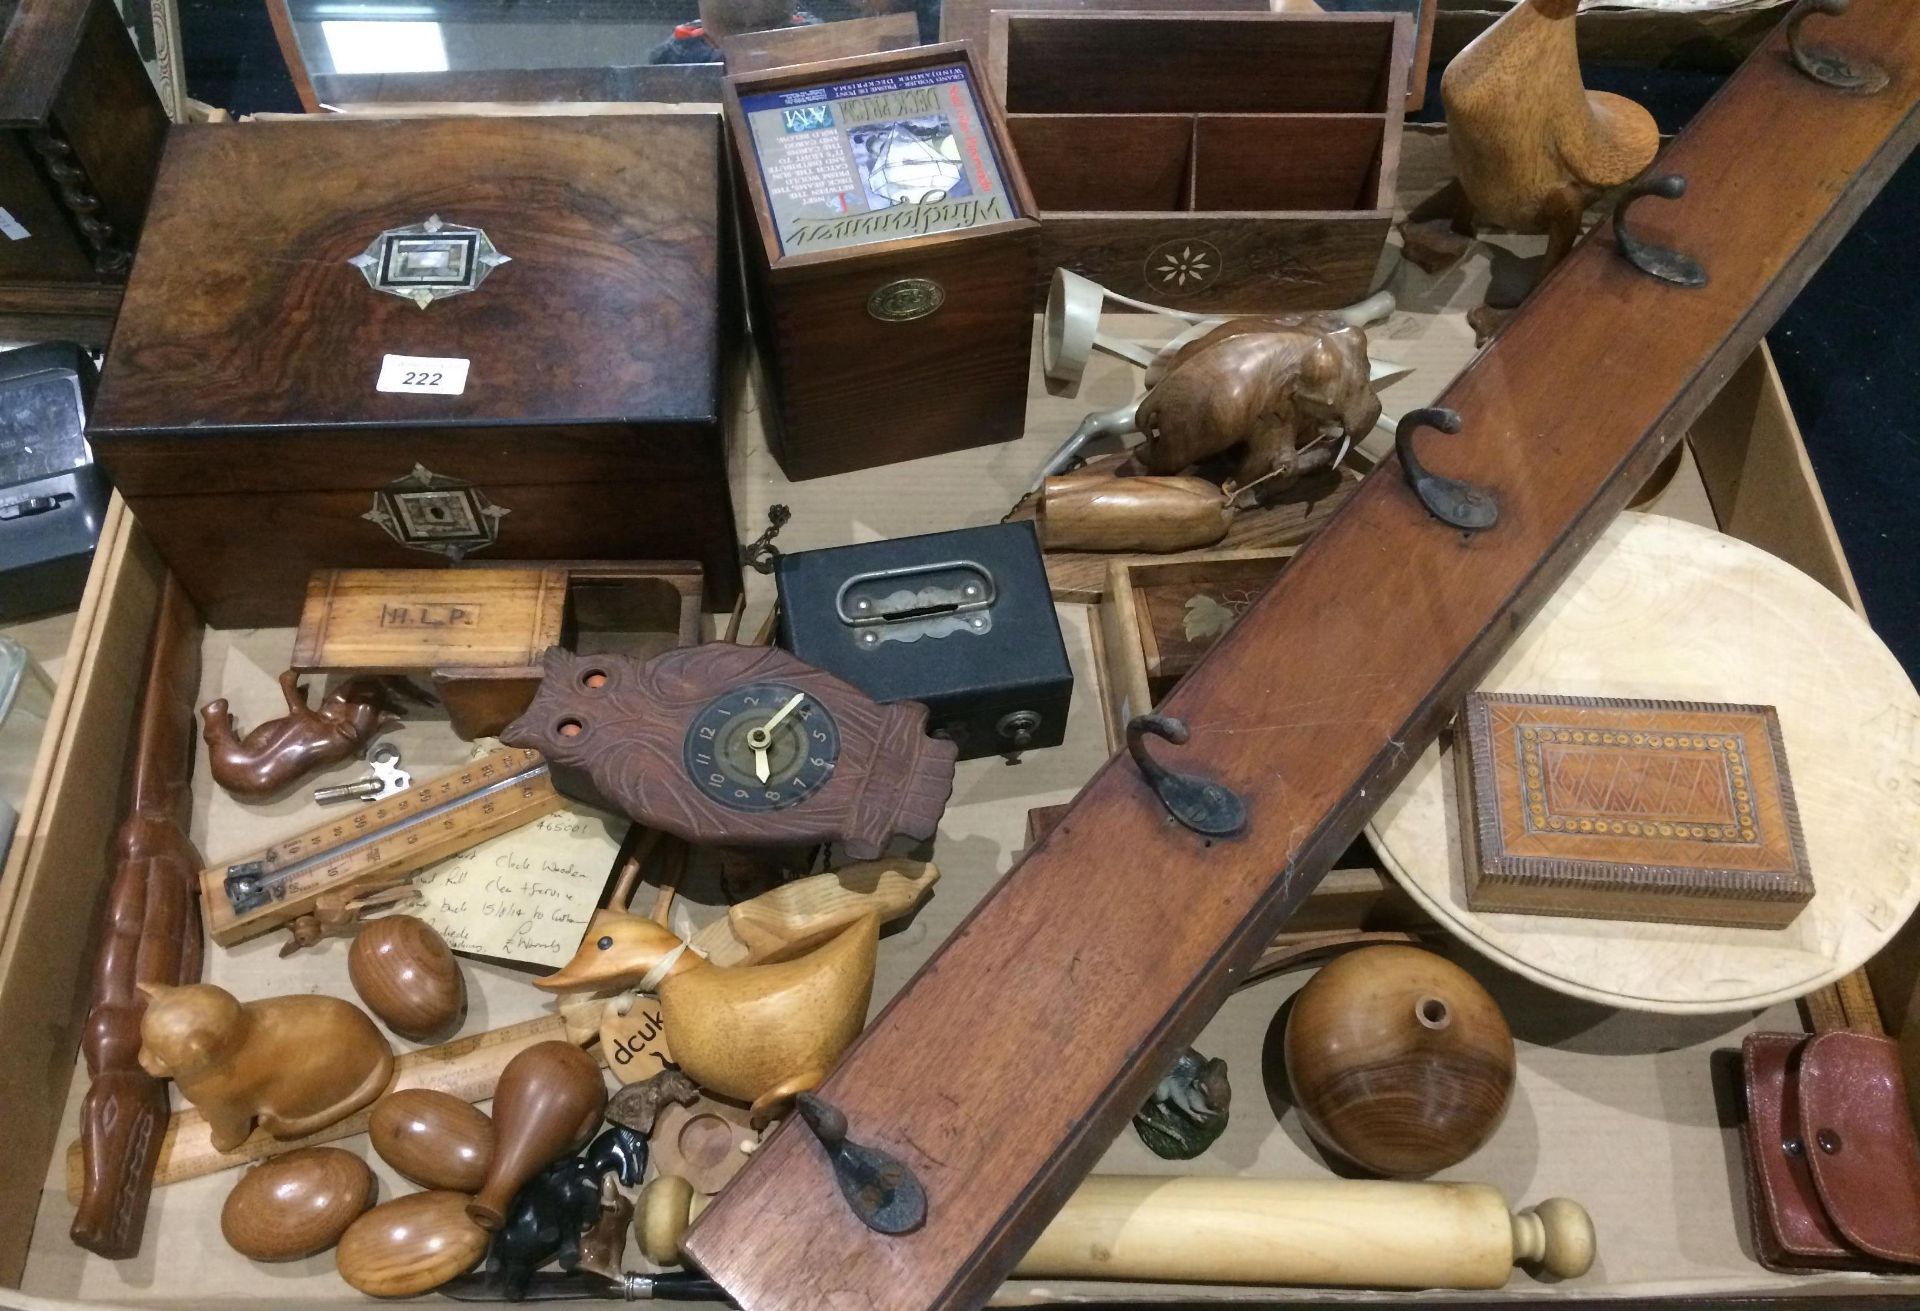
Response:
[682,681,841,812]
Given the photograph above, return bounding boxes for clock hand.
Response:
[755,744,771,785]
[746,692,807,751]
[761,691,807,736]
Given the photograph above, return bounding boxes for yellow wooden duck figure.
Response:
[1440,0,1659,270]
[538,909,877,1127]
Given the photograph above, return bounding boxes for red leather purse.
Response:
[1741,1031,1920,1272]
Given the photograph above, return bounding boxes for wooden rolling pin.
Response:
[647,1175,1593,1289]
[1017,1177,1592,1288]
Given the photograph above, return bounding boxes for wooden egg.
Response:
[348,915,466,1041]
[1283,945,1515,1178]
[369,1088,495,1193]
[336,1189,490,1297]
[220,1146,375,1262]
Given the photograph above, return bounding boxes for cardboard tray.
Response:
[3,138,1913,1307]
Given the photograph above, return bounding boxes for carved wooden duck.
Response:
[1441,0,1659,268]
[538,909,877,1126]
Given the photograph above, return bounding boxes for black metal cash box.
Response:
[775,522,1071,761]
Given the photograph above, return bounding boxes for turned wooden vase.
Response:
[1283,945,1515,1178]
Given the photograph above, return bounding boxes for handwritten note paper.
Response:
[411,806,624,967]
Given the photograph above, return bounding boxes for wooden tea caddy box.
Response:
[723,45,1040,481]
[989,10,1409,312]
[86,116,742,628]
[292,561,704,738]
[0,0,169,344]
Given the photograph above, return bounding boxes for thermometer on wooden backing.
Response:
[200,746,564,947]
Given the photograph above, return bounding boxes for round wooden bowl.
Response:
[1368,514,1920,1012]
[1283,945,1514,1178]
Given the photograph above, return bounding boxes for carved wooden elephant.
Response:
[1133,317,1381,491]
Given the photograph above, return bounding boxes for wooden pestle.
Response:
[652,1176,1592,1288]
[467,1041,607,1230]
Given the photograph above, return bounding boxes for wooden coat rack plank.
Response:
[684,8,1920,1308]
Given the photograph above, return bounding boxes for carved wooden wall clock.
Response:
[501,645,958,859]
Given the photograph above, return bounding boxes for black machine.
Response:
[775,521,1072,762]
[0,343,107,621]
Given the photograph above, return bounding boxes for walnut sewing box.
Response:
[85,115,741,628]
[724,44,1039,481]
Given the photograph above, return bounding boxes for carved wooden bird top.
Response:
[1442,0,1659,246]
[501,644,957,859]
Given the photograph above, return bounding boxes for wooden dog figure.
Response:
[1133,317,1381,493]
[137,982,394,1152]
[200,670,399,798]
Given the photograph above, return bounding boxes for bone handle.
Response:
[654,1174,1590,1289]
[1016,1177,1593,1289]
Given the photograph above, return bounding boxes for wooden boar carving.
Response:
[1134,317,1381,490]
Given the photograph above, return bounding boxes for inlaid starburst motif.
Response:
[1143,238,1223,293]
[1157,246,1209,286]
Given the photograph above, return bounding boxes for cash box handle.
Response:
[835,560,997,648]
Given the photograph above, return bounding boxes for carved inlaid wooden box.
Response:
[1456,692,1814,929]
[989,10,1408,312]
[86,117,739,627]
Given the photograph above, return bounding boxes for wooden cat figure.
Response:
[137,982,394,1151]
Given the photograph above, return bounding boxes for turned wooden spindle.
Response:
[1019,1177,1593,1287]
[467,1041,607,1230]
